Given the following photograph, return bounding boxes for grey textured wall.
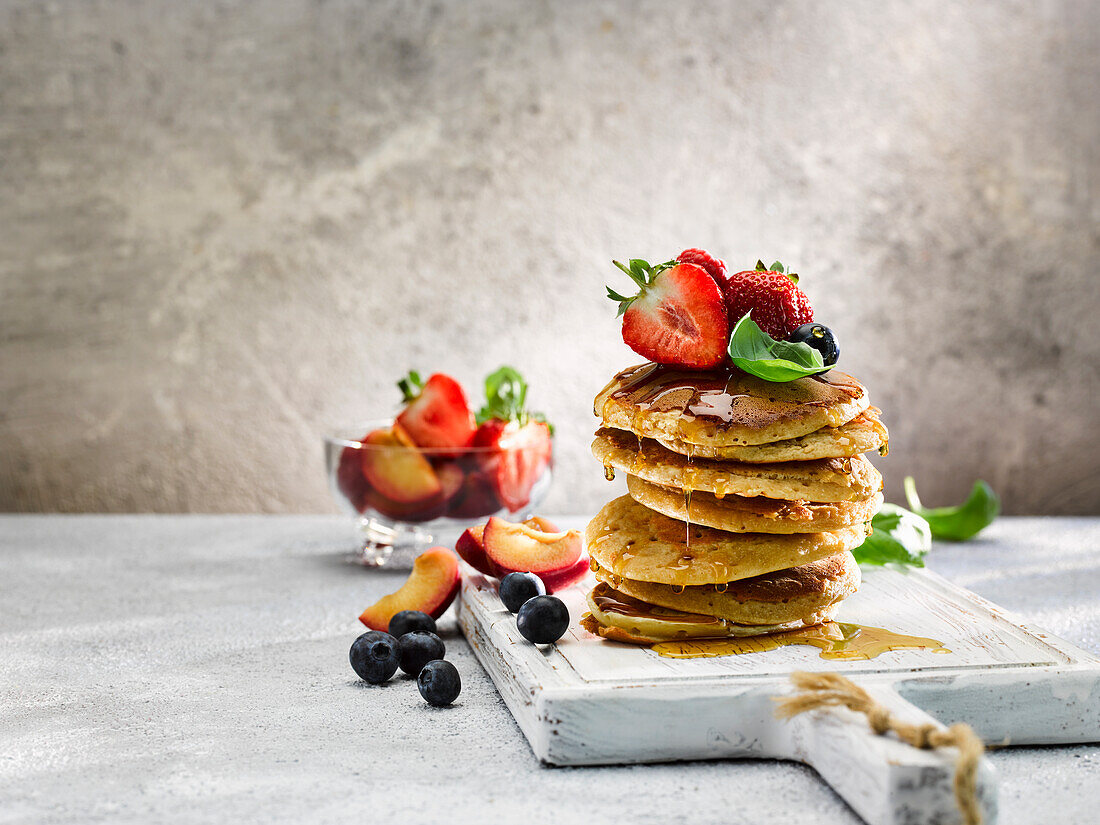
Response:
[2,0,1098,515]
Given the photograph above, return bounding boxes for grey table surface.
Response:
[2,515,1098,825]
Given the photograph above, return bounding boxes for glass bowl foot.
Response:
[354,518,450,568]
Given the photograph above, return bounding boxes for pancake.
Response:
[652,409,889,462]
[626,475,882,534]
[582,583,829,643]
[593,362,869,448]
[585,495,870,586]
[593,427,883,503]
[592,550,861,626]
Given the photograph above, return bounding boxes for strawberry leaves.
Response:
[756,259,799,285]
[727,314,832,382]
[397,370,425,403]
[607,259,677,316]
[476,366,552,432]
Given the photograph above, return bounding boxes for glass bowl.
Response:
[324,419,553,567]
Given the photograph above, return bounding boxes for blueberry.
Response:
[397,631,446,676]
[789,323,839,367]
[516,595,570,645]
[417,660,461,707]
[499,572,546,613]
[388,610,436,637]
[349,631,400,684]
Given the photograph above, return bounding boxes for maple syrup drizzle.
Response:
[581,584,949,661]
[601,363,866,448]
[652,622,949,660]
[683,440,696,550]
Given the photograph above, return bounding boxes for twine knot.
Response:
[867,706,892,735]
[774,671,985,825]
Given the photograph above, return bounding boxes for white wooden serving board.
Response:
[457,565,1100,825]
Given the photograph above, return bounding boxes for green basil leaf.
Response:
[903,477,1000,541]
[727,315,831,383]
[852,504,931,566]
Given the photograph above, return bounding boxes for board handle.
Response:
[780,682,998,825]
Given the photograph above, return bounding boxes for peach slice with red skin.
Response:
[367,461,466,522]
[447,471,501,519]
[360,425,442,504]
[455,516,575,581]
[336,443,371,513]
[482,517,583,576]
[358,547,461,631]
[455,524,493,575]
[523,515,560,533]
[538,552,591,593]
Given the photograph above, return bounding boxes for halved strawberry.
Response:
[472,419,553,512]
[395,371,476,453]
[607,259,730,369]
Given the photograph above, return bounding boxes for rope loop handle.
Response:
[774,671,984,825]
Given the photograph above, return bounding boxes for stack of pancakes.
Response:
[583,362,888,644]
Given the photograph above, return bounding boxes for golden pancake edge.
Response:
[593,427,883,503]
[626,475,882,534]
[585,495,871,586]
[594,363,870,448]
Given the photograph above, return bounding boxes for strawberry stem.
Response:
[397,370,424,403]
[607,258,677,316]
[475,366,552,432]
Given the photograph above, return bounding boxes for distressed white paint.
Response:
[458,565,1100,825]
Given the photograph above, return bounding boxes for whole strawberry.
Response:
[607,259,729,369]
[723,260,813,340]
[676,248,727,287]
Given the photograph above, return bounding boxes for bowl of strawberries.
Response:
[325,366,554,567]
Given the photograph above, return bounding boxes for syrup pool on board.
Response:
[651,622,950,661]
[580,583,950,662]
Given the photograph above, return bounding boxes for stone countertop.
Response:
[2,515,1098,824]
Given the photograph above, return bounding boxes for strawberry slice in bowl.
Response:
[471,366,554,513]
[473,419,553,512]
[395,371,476,454]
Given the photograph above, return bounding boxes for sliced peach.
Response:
[447,471,501,519]
[366,460,465,522]
[336,444,370,513]
[360,427,442,504]
[364,487,445,521]
[540,552,592,593]
[523,515,560,533]
[455,523,494,575]
[435,461,465,503]
[482,517,583,576]
[358,547,461,631]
